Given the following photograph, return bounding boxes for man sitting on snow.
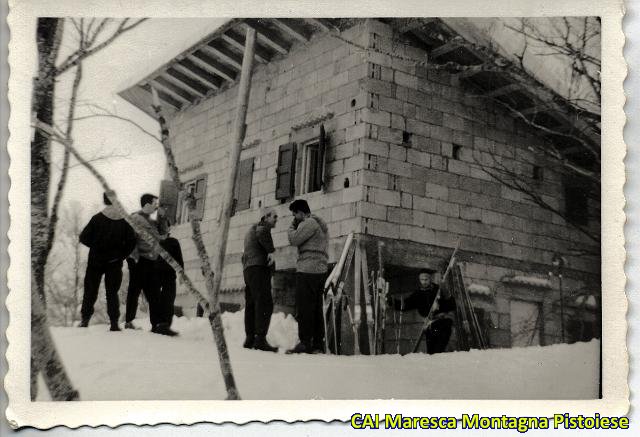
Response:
[389,269,455,354]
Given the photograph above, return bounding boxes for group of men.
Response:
[79,192,454,353]
[79,192,183,336]
[242,198,455,354]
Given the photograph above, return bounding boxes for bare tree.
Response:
[31,17,146,401]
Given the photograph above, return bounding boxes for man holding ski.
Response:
[389,269,455,354]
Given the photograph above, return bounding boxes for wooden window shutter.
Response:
[234,158,254,213]
[315,124,327,190]
[275,142,297,200]
[194,175,207,220]
[159,180,179,225]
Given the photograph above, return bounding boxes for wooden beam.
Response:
[243,19,289,54]
[483,83,522,98]
[430,40,464,60]
[174,60,221,90]
[303,18,332,32]
[187,51,237,82]
[204,41,243,70]
[164,69,207,98]
[272,18,309,43]
[209,28,257,339]
[220,29,270,63]
[149,78,192,105]
[140,84,181,109]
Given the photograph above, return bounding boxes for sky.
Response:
[44,18,226,220]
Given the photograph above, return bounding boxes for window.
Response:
[301,141,322,194]
[452,144,462,160]
[177,174,207,224]
[232,158,254,214]
[276,124,327,200]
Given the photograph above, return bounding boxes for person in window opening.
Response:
[78,191,136,331]
[286,199,329,354]
[389,269,455,354]
[241,207,279,352]
[124,193,165,334]
[155,217,183,337]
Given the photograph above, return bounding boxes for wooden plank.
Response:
[188,51,237,82]
[208,28,257,346]
[303,18,332,32]
[204,41,243,70]
[272,18,309,43]
[140,84,181,109]
[243,19,290,54]
[174,60,221,90]
[164,68,208,97]
[430,40,465,60]
[220,29,271,63]
[483,83,522,98]
[152,76,196,103]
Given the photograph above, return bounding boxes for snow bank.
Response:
[42,312,600,401]
[467,283,492,296]
[502,275,552,288]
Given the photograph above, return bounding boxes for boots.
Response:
[124,322,140,330]
[152,323,179,337]
[78,319,89,328]
[253,336,278,353]
[109,321,121,332]
[243,337,255,349]
[286,342,311,354]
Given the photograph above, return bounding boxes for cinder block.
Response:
[361,108,391,127]
[399,225,437,245]
[391,114,406,130]
[413,195,437,213]
[366,219,400,239]
[447,159,470,176]
[401,192,413,209]
[361,138,389,157]
[388,207,414,225]
[334,142,355,160]
[386,158,412,176]
[460,206,482,221]
[423,212,448,231]
[394,70,418,89]
[398,177,426,196]
[341,217,363,235]
[389,143,407,161]
[332,203,356,222]
[359,78,396,98]
[406,118,431,138]
[436,200,459,218]
[416,109,443,126]
[358,201,387,220]
[346,123,367,142]
[379,96,403,114]
[377,126,404,144]
[407,148,431,168]
[373,188,401,206]
[362,169,389,188]
[342,185,364,203]
[447,217,472,235]
[443,113,465,131]
[425,182,448,200]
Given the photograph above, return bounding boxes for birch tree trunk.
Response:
[30,18,79,401]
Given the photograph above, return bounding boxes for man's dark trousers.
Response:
[125,257,161,326]
[81,260,123,323]
[243,266,273,339]
[158,271,177,327]
[424,318,453,354]
[295,272,325,349]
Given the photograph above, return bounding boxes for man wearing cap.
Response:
[286,199,329,354]
[242,207,279,352]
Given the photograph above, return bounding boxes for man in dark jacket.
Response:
[286,199,329,354]
[79,192,136,331]
[125,193,162,331]
[390,269,455,354]
[242,207,278,352]
[155,221,183,337]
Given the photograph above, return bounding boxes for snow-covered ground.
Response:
[40,311,600,401]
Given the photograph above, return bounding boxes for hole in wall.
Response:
[351,99,356,107]
[344,178,350,188]
[402,130,412,145]
[453,144,462,160]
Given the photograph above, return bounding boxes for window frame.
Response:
[177,173,207,224]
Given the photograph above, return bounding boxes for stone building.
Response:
[120,18,600,353]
